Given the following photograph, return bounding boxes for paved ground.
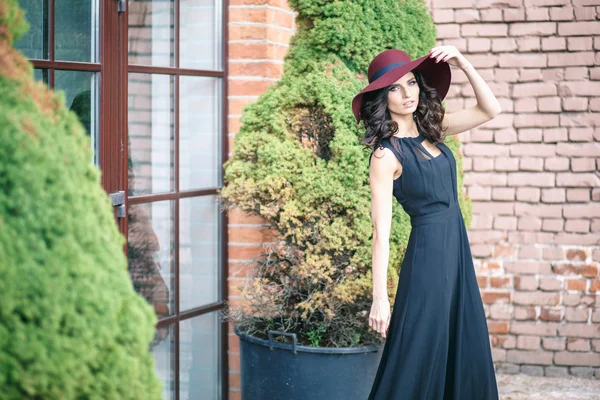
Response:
[497,373,600,399]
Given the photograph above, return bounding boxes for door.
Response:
[16,1,228,399]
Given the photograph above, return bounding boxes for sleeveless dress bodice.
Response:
[369,132,458,223]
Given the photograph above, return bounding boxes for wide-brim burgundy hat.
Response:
[352,49,452,124]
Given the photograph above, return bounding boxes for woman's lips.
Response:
[403,101,415,107]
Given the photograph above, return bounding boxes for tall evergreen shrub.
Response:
[220,0,472,347]
[0,1,162,398]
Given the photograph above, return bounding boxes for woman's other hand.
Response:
[429,45,470,70]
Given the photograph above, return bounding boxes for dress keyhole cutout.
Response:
[418,139,442,159]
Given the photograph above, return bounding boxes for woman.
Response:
[352,46,502,399]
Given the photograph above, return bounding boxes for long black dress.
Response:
[367,133,499,400]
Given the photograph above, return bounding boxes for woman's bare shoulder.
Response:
[370,140,403,180]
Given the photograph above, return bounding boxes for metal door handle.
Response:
[115,0,126,13]
[109,191,126,218]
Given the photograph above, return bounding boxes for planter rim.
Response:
[234,324,381,354]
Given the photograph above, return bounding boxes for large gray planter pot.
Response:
[234,324,383,400]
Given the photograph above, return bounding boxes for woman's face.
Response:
[387,72,419,117]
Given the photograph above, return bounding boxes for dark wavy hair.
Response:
[359,70,448,156]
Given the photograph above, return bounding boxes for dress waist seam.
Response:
[410,203,460,227]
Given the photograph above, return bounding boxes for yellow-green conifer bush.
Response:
[220,0,471,347]
[0,1,162,398]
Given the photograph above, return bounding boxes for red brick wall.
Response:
[227,1,297,398]
[226,2,600,396]
[431,0,600,380]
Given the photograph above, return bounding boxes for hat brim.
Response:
[352,54,451,124]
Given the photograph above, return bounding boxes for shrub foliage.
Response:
[220,0,472,347]
[0,1,162,398]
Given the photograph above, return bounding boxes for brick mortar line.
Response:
[228,242,270,247]
[482,273,598,279]
[229,76,280,81]
[483,252,600,259]
[229,4,298,17]
[482,274,598,279]
[228,223,270,227]
[521,244,600,249]
[227,95,263,99]
[480,274,596,278]
[467,205,596,210]
[229,59,285,64]
[227,295,247,300]
[230,39,290,48]
[435,20,599,25]
[228,21,295,32]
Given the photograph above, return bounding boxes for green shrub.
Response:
[220,0,471,348]
[0,1,162,398]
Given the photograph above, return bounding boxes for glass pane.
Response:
[128,73,174,196]
[179,76,221,191]
[151,324,175,400]
[55,0,99,62]
[54,70,99,164]
[179,195,221,311]
[14,0,48,59]
[33,68,49,87]
[179,312,221,400]
[128,201,175,319]
[128,0,175,66]
[180,0,222,70]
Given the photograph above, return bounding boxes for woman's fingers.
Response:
[370,317,382,334]
[429,50,442,60]
[442,49,456,62]
[430,45,460,63]
[369,301,391,338]
[429,47,445,62]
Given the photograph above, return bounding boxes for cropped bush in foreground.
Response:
[0,1,162,398]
